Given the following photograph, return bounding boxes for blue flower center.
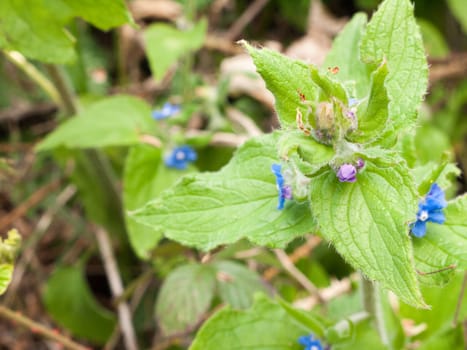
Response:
[175,151,186,160]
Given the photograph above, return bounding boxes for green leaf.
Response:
[447,0,467,34]
[123,145,189,258]
[413,195,467,285]
[309,159,425,307]
[144,20,207,81]
[349,61,389,143]
[277,298,327,338]
[323,13,370,99]
[43,265,117,344]
[0,0,133,63]
[155,263,216,335]
[278,131,334,176]
[190,295,309,350]
[0,229,21,295]
[36,95,154,151]
[243,42,318,127]
[59,0,134,31]
[309,66,348,103]
[213,260,269,309]
[134,133,316,251]
[360,0,428,133]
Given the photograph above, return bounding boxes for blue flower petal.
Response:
[411,220,427,238]
[425,183,447,210]
[427,210,445,224]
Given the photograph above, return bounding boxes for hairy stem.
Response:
[0,305,89,350]
[361,275,390,347]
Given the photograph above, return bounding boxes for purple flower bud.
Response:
[337,163,357,183]
[356,158,365,169]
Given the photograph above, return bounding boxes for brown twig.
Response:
[0,305,90,350]
[94,227,138,350]
[263,235,321,281]
[0,178,61,232]
[429,53,467,84]
[224,0,270,41]
[273,248,324,302]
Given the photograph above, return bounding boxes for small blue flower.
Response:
[298,334,323,350]
[411,183,447,238]
[271,164,292,210]
[165,145,197,170]
[152,102,181,120]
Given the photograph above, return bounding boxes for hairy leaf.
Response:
[134,133,316,251]
[309,159,424,307]
[0,229,21,295]
[243,42,318,127]
[360,0,428,133]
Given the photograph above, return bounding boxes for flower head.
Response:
[165,145,197,170]
[152,102,181,120]
[337,163,357,183]
[271,164,292,210]
[411,183,447,238]
[298,334,323,350]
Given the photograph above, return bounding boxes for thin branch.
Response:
[264,236,321,281]
[94,227,138,350]
[224,0,269,41]
[274,249,324,302]
[0,305,89,350]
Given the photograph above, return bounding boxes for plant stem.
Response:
[3,51,61,104]
[0,305,89,350]
[44,64,78,115]
[360,275,390,347]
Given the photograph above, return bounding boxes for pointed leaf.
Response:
[243,42,318,127]
[349,61,389,143]
[309,159,424,307]
[134,133,316,251]
[360,0,428,132]
[155,263,216,335]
